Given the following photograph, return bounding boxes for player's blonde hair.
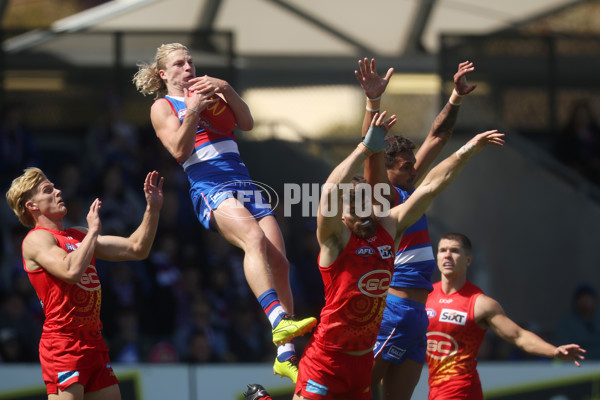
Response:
[133,42,189,99]
[6,167,48,227]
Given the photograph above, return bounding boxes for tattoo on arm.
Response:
[432,103,459,137]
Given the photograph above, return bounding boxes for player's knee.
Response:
[242,225,268,252]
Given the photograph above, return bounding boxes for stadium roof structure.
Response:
[2,0,587,72]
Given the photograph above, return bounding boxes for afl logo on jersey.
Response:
[356,246,375,257]
[77,265,101,292]
[358,269,391,297]
[426,308,437,318]
[426,332,458,360]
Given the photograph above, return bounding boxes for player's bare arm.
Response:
[23,200,101,283]
[316,147,367,266]
[476,294,586,366]
[413,61,477,184]
[356,59,398,205]
[386,130,505,246]
[318,112,394,265]
[355,58,393,136]
[150,99,199,160]
[95,171,164,262]
[150,86,217,161]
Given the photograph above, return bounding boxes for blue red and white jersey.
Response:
[390,186,436,291]
[160,95,248,179]
[313,224,395,352]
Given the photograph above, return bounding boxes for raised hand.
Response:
[469,129,505,151]
[355,58,394,100]
[372,110,397,133]
[143,171,165,211]
[455,130,505,160]
[454,61,477,96]
[86,198,102,235]
[362,111,397,153]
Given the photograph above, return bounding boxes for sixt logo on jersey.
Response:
[356,246,375,257]
[439,309,467,326]
[358,269,391,297]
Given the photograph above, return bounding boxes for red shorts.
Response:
[295,339,374,400]
[428,377,483,400]
[39,333,119,395]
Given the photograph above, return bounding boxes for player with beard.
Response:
[290,111,504,400]
[355,58,477,400]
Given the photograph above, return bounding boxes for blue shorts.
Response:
[373,293,428,364]
[189,176,274,231]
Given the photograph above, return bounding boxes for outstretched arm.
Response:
[355,58,397,204]
[95,171,164,261]
[317,113,395,246]
[476,295,586,367]
[384,130,504,241]
[355,58,394,138]
[414,61,478,184]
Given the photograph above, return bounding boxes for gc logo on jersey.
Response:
[77,265,101,291]
[426,308,437,318]
[439,309,467,326]
[358,269,391,297]
[356,246,375,257]
[426,332,458,360]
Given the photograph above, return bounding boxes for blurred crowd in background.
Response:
[0,93,599,365]
[0,94,325,365]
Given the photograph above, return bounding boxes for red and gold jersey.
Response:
[313,224,395,352]
[24,227,103,337]
[425,280,486,399]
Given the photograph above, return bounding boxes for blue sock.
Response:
[258,289,287,328]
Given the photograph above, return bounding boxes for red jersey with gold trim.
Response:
[24,227,103,336]
[425,280,485,399]
[313,224,395,352]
